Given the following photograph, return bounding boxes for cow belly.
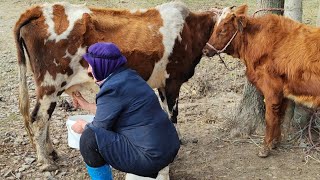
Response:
[147,59,169,89]
[285,94,320,108]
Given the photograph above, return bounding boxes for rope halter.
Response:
[205,29,238,54]
[205,29,238,71]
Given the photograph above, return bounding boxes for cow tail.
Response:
[14,6,42,145]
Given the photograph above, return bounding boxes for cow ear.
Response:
[236,15,247,33]
[210,7,221,15]
[235,4,248,15]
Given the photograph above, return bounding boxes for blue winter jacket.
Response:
[87,66,180,177]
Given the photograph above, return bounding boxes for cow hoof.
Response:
[49,150,59,161]
[258,147,270,158]
[271,142,279,149]
[272,140,280,149]
[40,163,58,172]
[58,99,76,112]
[179,138,188,145]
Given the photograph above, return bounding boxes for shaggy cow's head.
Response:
[203,5,248,57]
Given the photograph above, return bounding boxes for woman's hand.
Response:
[72,91,97,114]
[71,119,88,134]
[72,92,89,109]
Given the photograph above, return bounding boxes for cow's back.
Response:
[86,3,190,87]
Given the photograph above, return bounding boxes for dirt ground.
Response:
[1,0,320,179]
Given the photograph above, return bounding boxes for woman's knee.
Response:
[80,128,98,156]
[80,128,106,167]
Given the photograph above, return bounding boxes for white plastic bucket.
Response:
[66,114,94,149]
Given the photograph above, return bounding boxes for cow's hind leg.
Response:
[31,93,58,171]
[47,124,59,161]
[158,88,170,114]
[272,99,288,149]
[160,81,183,141]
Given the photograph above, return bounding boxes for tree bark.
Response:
[231,0,284,138]
[284,0,302,22]
[230,80,265,137]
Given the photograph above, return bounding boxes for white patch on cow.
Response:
[40,46,93,92]
[39,95,57,110]
[177,34,182,42]
[217,7,232,25]
[53,58,59,66]
[41,72,53,87]
[42,2,91,43]
[130,8,147,13]
[169,98,178,117]
[64,50,72,59]
[286,94,315,108]
[158,88,170,115]
[147,2,189,88]
[64,46,93,89]
[40,71,73,93]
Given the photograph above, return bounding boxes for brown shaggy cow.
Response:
[203,5,320,157]
[14,2,217,171]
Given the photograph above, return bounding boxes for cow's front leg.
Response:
[31,93,58,171]
[258,95,283,158]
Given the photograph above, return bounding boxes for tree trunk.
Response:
[256,0,284,16]
[284,0,302,22]
[230,0,284,137]
[317,2,320,26]
[230,80,265,137]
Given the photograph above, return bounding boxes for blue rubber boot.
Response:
[85,164,113,180]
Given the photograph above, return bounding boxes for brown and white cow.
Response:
[14,2,218,171]
[203,5,320,157]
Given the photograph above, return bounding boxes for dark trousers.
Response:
[80,127,158,178]
[80,128,106,167]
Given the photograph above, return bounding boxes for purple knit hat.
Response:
[83,42,127,81]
